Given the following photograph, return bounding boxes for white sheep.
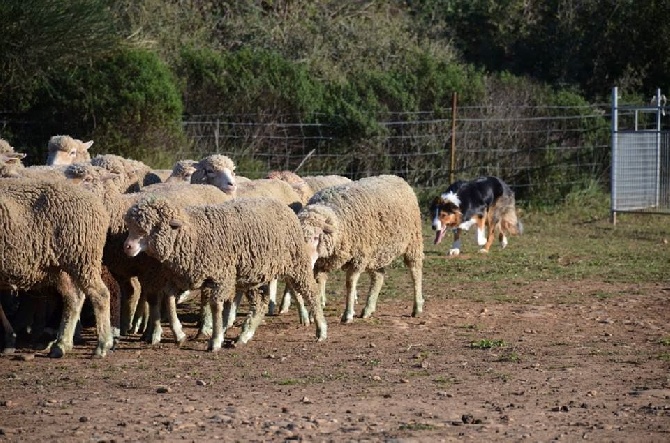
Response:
[298,174,425,323]
[65,163,234,344]
[0,138,15,154]
[0,178,113,357]
[123,196,327,350]
[46,135,94,166]
[190,154,238,194]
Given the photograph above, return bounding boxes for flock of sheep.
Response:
[0,135,425,358]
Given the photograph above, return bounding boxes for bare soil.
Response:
[1,277,670,442]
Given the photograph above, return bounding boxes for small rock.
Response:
[79,416,89,423]
[400,378,410,384]
[369,343,376,348]
[156,386,171,394]
[301,396,312,404]
[196,380,207,386]
[0,400,14,408]
[371,375,382,381]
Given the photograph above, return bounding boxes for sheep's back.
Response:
[180,197,308,287]
[309,175,423,269]
[0,179,108,289]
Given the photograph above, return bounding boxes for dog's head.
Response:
[429,191,462,245]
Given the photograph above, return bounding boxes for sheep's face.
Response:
[124,200,184,259]
[0,153,26,177]
[299,207,339,263]
[47,140,93,166]
[206,167,237,194]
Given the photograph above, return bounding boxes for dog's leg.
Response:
[476,215,488,247]
[449,228,462,255]
[480,212,496,253]
[499,231,508,249]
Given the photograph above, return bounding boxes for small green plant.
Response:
[496,352,521,363]
[470,339,506,349]
[659,337,670,346]
[278,379,300,386]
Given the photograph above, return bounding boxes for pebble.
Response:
[196,380,207,386]
[156,386,171,394]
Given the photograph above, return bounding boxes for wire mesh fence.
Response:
[183,104,611,204]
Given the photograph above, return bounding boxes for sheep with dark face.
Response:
[298,175,424,323]
[123,197,327,350]
[0,178,113,357]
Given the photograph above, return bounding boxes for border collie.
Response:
[429,176,523,255]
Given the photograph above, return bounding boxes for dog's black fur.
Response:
[430,176,521,254]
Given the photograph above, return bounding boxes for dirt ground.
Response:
[1,276,669,442]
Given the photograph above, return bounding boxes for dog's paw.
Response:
[448,248,461,256]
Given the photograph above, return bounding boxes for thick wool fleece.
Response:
[91,154,155,192]
[237,179,304,213]
[298,174,424,320]
[0,178,112,356]
[124,196,327,346]
[302,175,424,273]
[0,138,14,154]
[303,175,351,195]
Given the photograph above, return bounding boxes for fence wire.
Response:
[184,105,611,203]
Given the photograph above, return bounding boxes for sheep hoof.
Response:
[340,315,354,324]
[448,249,460,256]
[48,345,64,359]
[176,336,188,347]
[2,347,16,355]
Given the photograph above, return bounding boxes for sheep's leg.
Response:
[130,287,149,335]
[195,289,213,339]
[85,278,114,358]
[120,277,140,336]
[342,269,362,324]
[226,290,244,328]
[141,293,163,345]
[49,275,86,358]
[316,272,328,309]
[237,287,269,345]
[278,287,292,314]
[0,301,16,354]
[165,294,187,346]
[406,256,424,317]
[287,279,327,342]
[208,286,234,352]
[361,269,385,319]
[267,279,278,316]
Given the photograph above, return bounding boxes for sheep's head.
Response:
[0,138,15,154]
[429,191,462,245]
[64,163,123,195]
[0,152,26,177]
[166,159,197,183]
[191,154,237,195]
[123,197,188,259]
[298,205,340,267]
[46,135,93,166]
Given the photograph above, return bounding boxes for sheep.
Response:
[265,172,352,314]
[0,138,15,154]
[298,175,424,323]
[123,196,328,350]
[190,154,238,194]
[303,174,352,194]
[90,154,162,192]
[165,159,197,183]
[0,152,26,177]
[0,178,113,357]
[65,163,235,343]
[46,135,94,166]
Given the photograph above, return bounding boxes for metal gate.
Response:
[611,87,670,223]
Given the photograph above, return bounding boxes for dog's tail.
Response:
[493,192,523,235]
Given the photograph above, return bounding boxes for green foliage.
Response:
[470,339,506,349]
[27,48,186,167]
[0,0,120,111]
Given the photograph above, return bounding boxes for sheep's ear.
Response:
[82,140,94,151]
[169,218,184,229]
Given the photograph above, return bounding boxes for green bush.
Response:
[27,48,186,167]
